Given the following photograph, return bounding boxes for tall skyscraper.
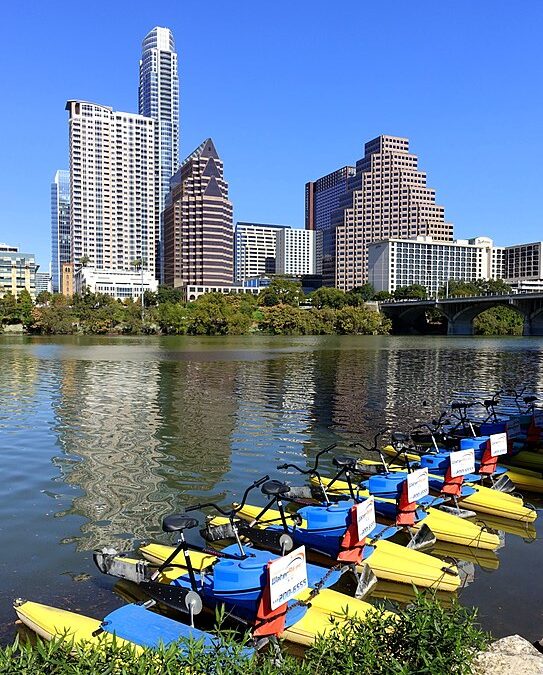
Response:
[163,138,233,287]
[234,222,291,282]
[66,100,156,276]
[305,166,355,285]
[139,27,180,278]
[333,135,453,290]
[51,169,70,293]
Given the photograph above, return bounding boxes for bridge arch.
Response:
[444,300,526,335]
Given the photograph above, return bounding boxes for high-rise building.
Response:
[139,27,180,278]
[333,135,453,290]
[305,166,355,285]
[66,100,156,277]
[368,236,494,297]
[163,138,233,287]
[234,222,291,282]
[275,229,315,276]
[51,170,70,293]
[35,271,52,294]
[0,244,38,298]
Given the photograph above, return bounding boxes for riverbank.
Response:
[0,281,525,336]
[1,290,391,336]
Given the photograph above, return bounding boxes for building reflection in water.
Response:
[52,354,236,551]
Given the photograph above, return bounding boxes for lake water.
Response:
[0,335,541,642]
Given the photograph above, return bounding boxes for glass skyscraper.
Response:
[51,169,70,293]
[139,27,180,279]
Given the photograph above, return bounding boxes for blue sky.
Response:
[1,1,542,268]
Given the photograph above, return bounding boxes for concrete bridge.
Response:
[379,293,543,335]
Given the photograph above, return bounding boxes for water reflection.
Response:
[52,357,238,550]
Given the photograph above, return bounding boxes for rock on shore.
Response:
[473,635,543,674]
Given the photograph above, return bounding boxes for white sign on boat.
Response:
[450,448,475,477]
[355,497,376,541]
[407,468,429,503]
[268,545,308,610]
[490,432,508,457]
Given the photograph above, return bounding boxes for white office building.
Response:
[35,272,52,294]
[139,27,180,214]
[368,236,494,297]
[66,100,156,279]
[275,229,315,276]
[74,267,158,300]
[234,222,291,282]
[139,27,180,279]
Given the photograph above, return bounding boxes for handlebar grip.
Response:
[253,475,270,487]
[277,464,288,470]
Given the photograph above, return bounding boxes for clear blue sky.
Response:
[1,1,542,268]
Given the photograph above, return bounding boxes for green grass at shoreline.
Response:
[2,594,489,674]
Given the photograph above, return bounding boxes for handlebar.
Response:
[277,443,337,476]
[185,474,270,518]
[277,463,310,475]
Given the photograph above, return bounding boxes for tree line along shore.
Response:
[0,278,524,337]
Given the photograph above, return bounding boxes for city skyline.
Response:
[2,2,543,269]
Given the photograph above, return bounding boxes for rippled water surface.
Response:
[0,335,541,641]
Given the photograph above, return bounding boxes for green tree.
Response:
[17,289,34,327]
[156,286,184,305]
[35,290,52,305]
[78,255,91,268]
[440,278,513,298]
[29,305,76,334]
[0,292,19,324]
[334,305,391,334]
[474,278,513,295]
[258,278,305,307]
[373,290,393,301]
[394,284,427,299]
[259,304,315,335]
[157,302,191,334]
[346,284,375,305]
[310,287,347,309]
[474,306,523,335]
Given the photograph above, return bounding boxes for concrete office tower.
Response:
[51,170,70,293]
[368,235,494,297]
[234,222,291,282]
[333,135,453,290]
[66,101,156,277]
[163,139,233,287]
[275,228,315,276]
[139,27,180,277]
[305,166,355,284]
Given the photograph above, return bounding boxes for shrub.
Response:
[0,594,489,674]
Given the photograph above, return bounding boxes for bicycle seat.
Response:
[450,401,466,410]
[332,455,358,469]
[524,395,537,404]
[261,480,291,497]
[162,514,199,533]
[484,399,497,408]
[391,432,409,444]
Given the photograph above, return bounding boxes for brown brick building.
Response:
[331,135,453,290]
[163,138,233,287]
